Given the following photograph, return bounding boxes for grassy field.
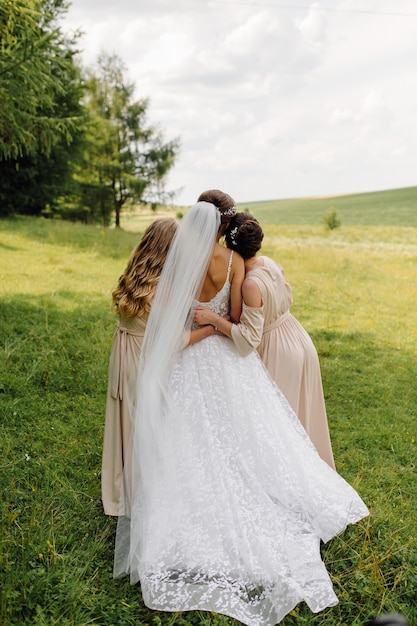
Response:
[0,188,416,625]
[241,185,417,226]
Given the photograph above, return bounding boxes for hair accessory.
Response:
[229,226,238,246]
[222,205,237,217]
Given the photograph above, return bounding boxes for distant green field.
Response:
[239,185,417,226]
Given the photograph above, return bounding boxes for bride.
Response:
[114,197,369,626]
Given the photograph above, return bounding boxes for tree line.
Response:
[0,0,180,227]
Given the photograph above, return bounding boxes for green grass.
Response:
[1,193,416,626]
[241,185,417,226]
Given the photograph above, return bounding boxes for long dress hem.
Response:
[114,252,369,626]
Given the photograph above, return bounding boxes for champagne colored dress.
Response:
[231,256,335,469]
[101,314,147,516]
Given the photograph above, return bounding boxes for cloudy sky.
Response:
[64,0,417,206]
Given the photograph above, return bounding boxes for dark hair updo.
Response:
[225,212,264,260]
[197,189,236,224]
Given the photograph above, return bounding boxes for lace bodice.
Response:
[193,250,234,319]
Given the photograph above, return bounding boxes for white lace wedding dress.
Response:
[115,249,369,626]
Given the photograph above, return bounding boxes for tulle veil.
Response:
[111,201,370,626]
[114,201,221,580]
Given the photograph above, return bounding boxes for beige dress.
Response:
[101,314,147,516]
[231,256,335,469]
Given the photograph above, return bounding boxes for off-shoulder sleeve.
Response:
[231,302,264,357]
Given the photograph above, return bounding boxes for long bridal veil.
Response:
[112,201,369,626]
[114,201,221,581]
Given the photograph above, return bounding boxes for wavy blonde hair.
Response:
[112,217,178,318]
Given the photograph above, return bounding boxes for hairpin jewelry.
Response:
[229,226,238,246]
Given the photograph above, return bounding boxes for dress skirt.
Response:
[115,334,369,626]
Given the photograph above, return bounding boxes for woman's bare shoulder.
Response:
[242,277,262,307]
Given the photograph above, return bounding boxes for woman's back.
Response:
[246,257,335,469]
[246,256,293,322]
[198,244,244,322]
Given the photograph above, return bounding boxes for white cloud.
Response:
[297,2,327,42]
[64,0,417,204]
[330,107,357,124]
[292,140,337,168]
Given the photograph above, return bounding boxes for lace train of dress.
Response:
[114,232,368,626]
[115,332,368,626]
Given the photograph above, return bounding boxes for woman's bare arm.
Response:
[187,324,217,345]
[193,306,233,338]
[229,253,245,322]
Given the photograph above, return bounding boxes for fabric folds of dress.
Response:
[114,261,369,626]
[231,256,335,469]
[102,315,147,516]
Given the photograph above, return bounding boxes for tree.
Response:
[0,0,81,161]
[81,54,180,227]
[323,207,341,230]
[0,58,86,217]
[0,0,87,217]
